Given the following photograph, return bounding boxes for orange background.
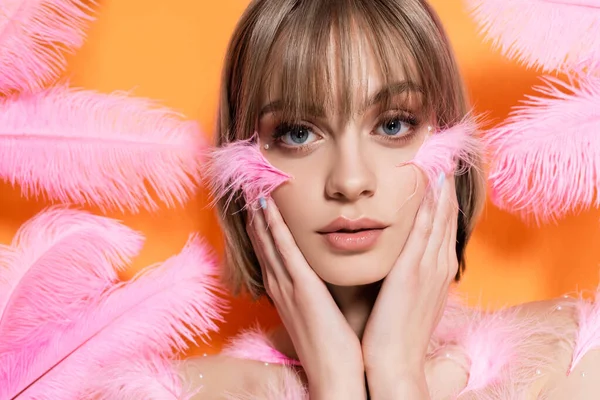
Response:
[1,1,599,356]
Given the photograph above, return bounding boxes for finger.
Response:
[251,201,293,283]
[421,174,453,268]
[447,179,459,279]
[438,200,453,280]
[391,181,437,272]
[245,206,270,282]
[261,197,312,281]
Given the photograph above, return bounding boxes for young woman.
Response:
[181,0,600,398]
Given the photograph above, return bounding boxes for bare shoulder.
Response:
[179,355,305,399]
[508,298,600,399]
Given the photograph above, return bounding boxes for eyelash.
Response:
[375,110,420,144]
[270,110,421,153]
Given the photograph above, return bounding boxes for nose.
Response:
[325,138,376,202]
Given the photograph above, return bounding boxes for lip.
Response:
[317,217,388,253]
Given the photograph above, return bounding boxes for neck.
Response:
[327,282,380,339]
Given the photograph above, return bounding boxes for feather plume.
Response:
[0,0,96,94]
[0,206,143,350]
[221,327,301,366]
[399,117,481,195]
[0,234,226,400]
[465,0,600,72]
[205,136,291,210]
[84,356,201,400]
[0,85,204,212]
[455,308,550,396]
[485,73,600,223]
[569,291,600,374]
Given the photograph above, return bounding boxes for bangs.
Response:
[258,1,433,125]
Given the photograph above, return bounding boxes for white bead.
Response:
[202,353,207,357]
[427,126,433,132]
[445,353,451,358]
[199,374,204,379]
[263,144,270,150]
[264,362,270,366]
[581,372,586,378]
[556,306,563,311]
[563,295,569,298]
[536,369,542,375]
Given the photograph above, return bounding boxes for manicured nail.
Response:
[259,197,267,210]
[437,172,445,189]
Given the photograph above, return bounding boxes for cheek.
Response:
[269,173,321,239]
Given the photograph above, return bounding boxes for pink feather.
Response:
[0,85,205,212]
[454,308,541,396]
[569,291,600,374]
[465,0,600,72]
[0,233,226,400]
[399,117,481,194]
[0,206,143,351]
[205,136,291,210]
[486,73,600,223]
[85,356,201,400]
[221,327,301,366]
[0,0,96,94]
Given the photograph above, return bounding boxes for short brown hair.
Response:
[215,0,485,296]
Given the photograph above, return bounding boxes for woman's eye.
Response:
[278,125,318,146]
[376,118,411,137]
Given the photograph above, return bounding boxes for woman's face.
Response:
[257,48,430,286]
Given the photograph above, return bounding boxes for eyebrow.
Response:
[258,80,423,120]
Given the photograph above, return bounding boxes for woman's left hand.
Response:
[361,174,459,399]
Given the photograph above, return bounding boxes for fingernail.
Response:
[259,197,267,210]
[437,172,445,189]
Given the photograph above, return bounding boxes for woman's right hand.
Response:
[246,196,366,400]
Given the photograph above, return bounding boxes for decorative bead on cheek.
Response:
[556,305,563,311]
[263,143,270,150]
[427,125,433,133]
[199,374,204,379]
[265,362,270,366]
[536,369,542,375]
[581,372,586,378]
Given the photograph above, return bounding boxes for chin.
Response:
[308,251,396,286]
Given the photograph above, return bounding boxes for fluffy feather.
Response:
[485,73,600,223]
[454,308,543,396]
[399,117,481,196]
[205,136,291,210]
[0,234,226,400]
[569,291,600,374]
[85,356,201,400]
[0,0,96,94]
[221,327,301,366]
[465,0,600,72]
[0,206,143,351]
[0,85,204,212]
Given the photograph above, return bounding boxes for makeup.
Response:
[317,217,388,253]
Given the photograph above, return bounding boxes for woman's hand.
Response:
[361,174,459,400]
[246,197,366,400]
